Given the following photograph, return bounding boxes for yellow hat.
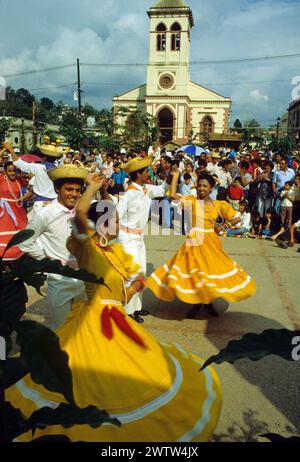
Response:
[121,155,154,174]
[37,144,64,158]
[47,164,89,183]
[56,138,61,143]
[44,135,50,140]
[212,152,221,160]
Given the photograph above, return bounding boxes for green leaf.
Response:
[201,329,300,371]
[15,321,75,405]
[27,403,120,434]
[31,435,72,443]
[16,255,109,288]
[21,272,46,296]
[261,433,300,443]
[4,402,28,442]
[3,230,35,254]
[0,278,27,325]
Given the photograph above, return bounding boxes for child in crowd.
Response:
[250,210,262,238]
[227,200,251,237]
[280,181,295,229]
[179,173,196,196]
[227,177,244,211]
[209,174,220,200]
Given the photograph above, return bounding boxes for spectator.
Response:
[280,181,295,229]
[239,161,252,200]
[291,174,300,223]
[261,208,285,242]
[256,161,274,217]
[178,173,196,196]
[273,158,295,214]
[217,160,233,200]
[227,177,244,211]
[289,219,300,247]
[227,200,251,237]
[250,210,263,238]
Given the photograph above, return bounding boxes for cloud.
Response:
[250,89,269,102]
[0,0,299,126]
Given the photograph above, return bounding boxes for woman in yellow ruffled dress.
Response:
[6,173,222,442]
[146,171,256,316]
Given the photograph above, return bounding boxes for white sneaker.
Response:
[212,298,230,315]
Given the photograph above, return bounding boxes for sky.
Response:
[0,0,300,127]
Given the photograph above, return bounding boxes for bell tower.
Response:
[147,0,194,97]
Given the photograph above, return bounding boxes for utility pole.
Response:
[32,99,38,147]
[77,58,82,123]
[20,118,25,154]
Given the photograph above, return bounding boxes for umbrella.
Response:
[20,154,42,163]
[176,145,208,156]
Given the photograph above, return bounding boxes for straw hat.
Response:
[121,155,154,174]
[47,164,89,183]
[37,144,64,158]
[212,152,221,160]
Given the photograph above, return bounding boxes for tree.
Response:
[60,110,84,149]
[40,97,55,111]
[270,136,296,156]
[0,118,11,143]
[243,119,263,142]
[233,119,242,131]
[117,107,159,150]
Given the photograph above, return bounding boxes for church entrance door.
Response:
[157,108,174,144]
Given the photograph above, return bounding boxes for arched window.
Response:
[202,116,214,134]
[171,22,181,51]
[156,23,166,51]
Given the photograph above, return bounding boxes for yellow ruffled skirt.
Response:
[6,299,222,442]
[146,232,256,305]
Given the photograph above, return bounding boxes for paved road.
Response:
[25,235,300,442]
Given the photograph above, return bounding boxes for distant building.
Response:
[113,0,232,146]
[288,99,300,143]
[1,117,61,153]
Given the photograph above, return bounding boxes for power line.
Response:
[2,52,300,80]
[2,64,75,79]
[81,52,300,67]
[27,83,76,92]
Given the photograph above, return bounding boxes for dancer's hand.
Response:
[87,172,106,191]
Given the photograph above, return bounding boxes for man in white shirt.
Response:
[216,160,233,200]
[4,142,63,210]
[117,156,170,323]
[206,152,222,176]
[19,164,88,329]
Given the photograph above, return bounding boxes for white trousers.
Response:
[117,231,146,315]
[47,274,87,330]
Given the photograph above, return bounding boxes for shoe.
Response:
[187,304,203,319]
[136,309,150,317]
[206,304,219,317]
[129,313,144,324]
[275,238,289,249]
[211,298,230,316]
[297,248,300,253]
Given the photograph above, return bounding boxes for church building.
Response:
[113,0,232,146]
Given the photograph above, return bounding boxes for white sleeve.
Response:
[18,213,47,260]
[116,192,129,221]
[13,159,44,175]
[146,181,170,199]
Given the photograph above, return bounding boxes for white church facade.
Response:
[113,0,232,146]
